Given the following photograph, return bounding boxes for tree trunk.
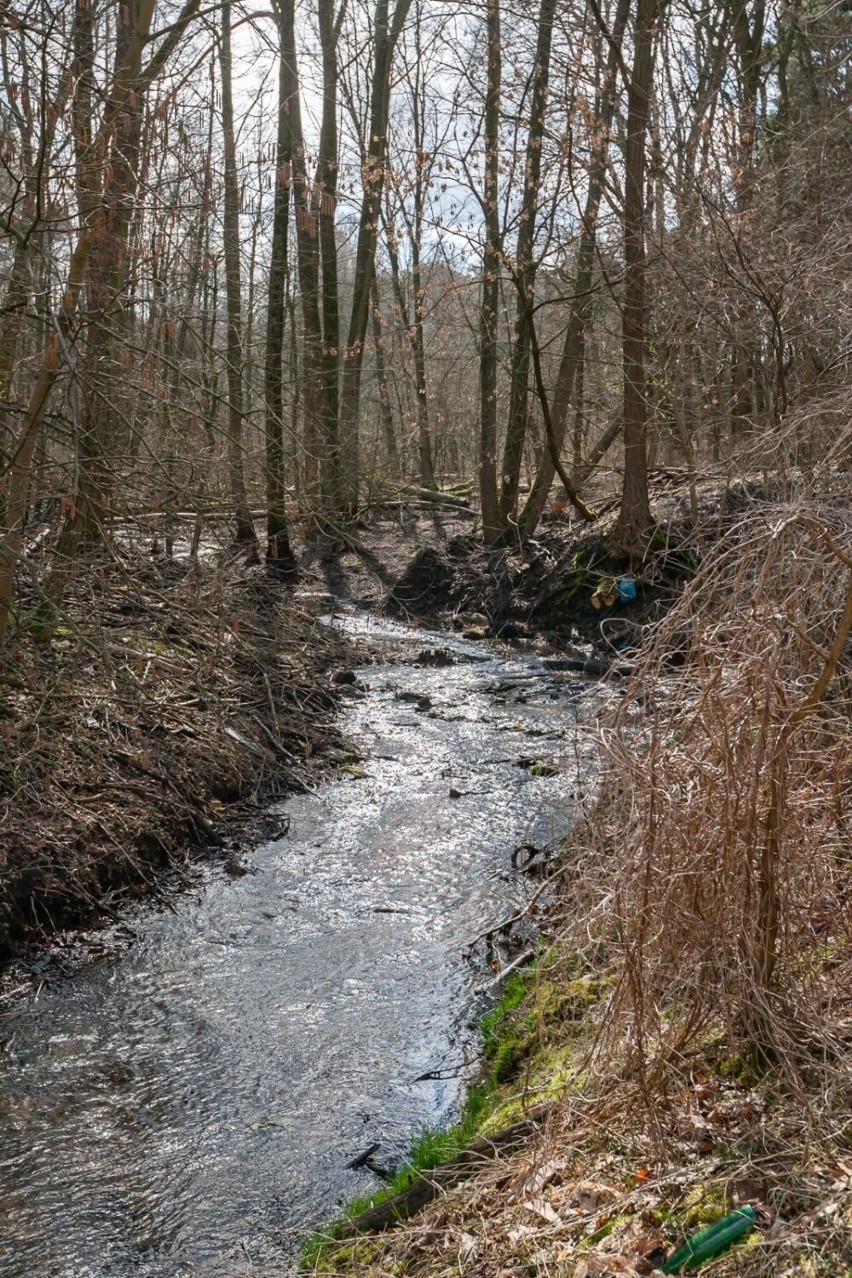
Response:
[479,0,502,544]
[518,0,630,540]
[0,0,167,644]
[280,0,326,517]
[499,0,557,526]
[219,0,258,547]
[371,270,399,471]
[338,0,413,516]
[263,11,299,579]
[316,0,342,513]
[615,0,657,558]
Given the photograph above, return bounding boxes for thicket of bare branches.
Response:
[577,482,852,1101]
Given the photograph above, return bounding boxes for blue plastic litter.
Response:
[617,576,637,604]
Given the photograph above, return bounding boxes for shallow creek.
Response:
[0,613,600,1277]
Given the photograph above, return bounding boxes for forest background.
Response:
[1,0,848,618]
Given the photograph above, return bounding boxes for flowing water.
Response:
[0,614,599,1277]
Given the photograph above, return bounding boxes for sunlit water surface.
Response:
[0,613,598,1277]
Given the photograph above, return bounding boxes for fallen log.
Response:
[543,656,634,677]
[333,1104,554,1238]
[402,486,472,510]
[371,498,476,518]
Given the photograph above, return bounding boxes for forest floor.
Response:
[301,472,715,658]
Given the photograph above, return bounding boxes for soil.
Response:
[301,499,698,659]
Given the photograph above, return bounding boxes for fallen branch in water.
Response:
[333,1104,554,1238]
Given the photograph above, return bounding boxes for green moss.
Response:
[303,952,603,1272]
[679,1184,730,1230]
[717,1049,768,1088]
[301,1234,392,1275]
[481,970,531,1048]
[587,1212,630,1245]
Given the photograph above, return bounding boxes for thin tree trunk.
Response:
[371,270,399,471]
[338,0,413,515]
[406,9,435,488]
[571,331,586,485]
[615,0,657,558]
[499,0,557,525]
[219,0,257,547]
[573,416,622,491]
[263,15,299,578]
[280,0,325,514]
[316,0,342,512]
[517,0,630,540]
[479,0,502,544]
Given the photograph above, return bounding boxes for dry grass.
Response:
[583,500,852,1092]
[306,1078,852,1276]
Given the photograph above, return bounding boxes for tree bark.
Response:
[337,0,413,516]
[499,0,557,526]
[517,0,630,540]
[279,0,330,519]
[615,0,657,558]
[219,0,258,547]
[479,0,502,544]
[263,11,299,579]
[370,269,399,470]
[0,0,169,644]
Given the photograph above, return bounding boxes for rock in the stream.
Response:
[224,849,254,877]
[511,842,551,873]
[333,669,358,685]
[491,620,523,640]
[397,692,432,711]
[416,648,455,667]
[346,1142,380,1170]
[514,757,560,777]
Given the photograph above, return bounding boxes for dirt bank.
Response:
[303,500,698,662]
[0,549,351,959]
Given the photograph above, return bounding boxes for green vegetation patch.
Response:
[302,954,605,1273]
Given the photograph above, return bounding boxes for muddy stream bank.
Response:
[0,612,601,1277]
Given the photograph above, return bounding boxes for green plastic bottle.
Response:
[661,1204,757,1273]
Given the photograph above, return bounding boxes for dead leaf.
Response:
[574,1256,642,1277]
[458,1231,479,1265]
[633,1229,668,1263]
[523,1195,560,1224]
[573,1180,617,1212]
[520,1156,565,1197]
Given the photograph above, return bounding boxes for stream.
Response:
[0,613,599,1277]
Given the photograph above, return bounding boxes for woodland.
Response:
[0,0,851,1271]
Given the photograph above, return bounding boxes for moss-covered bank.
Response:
[302,940,852,1278]
[302,950,608,1273]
